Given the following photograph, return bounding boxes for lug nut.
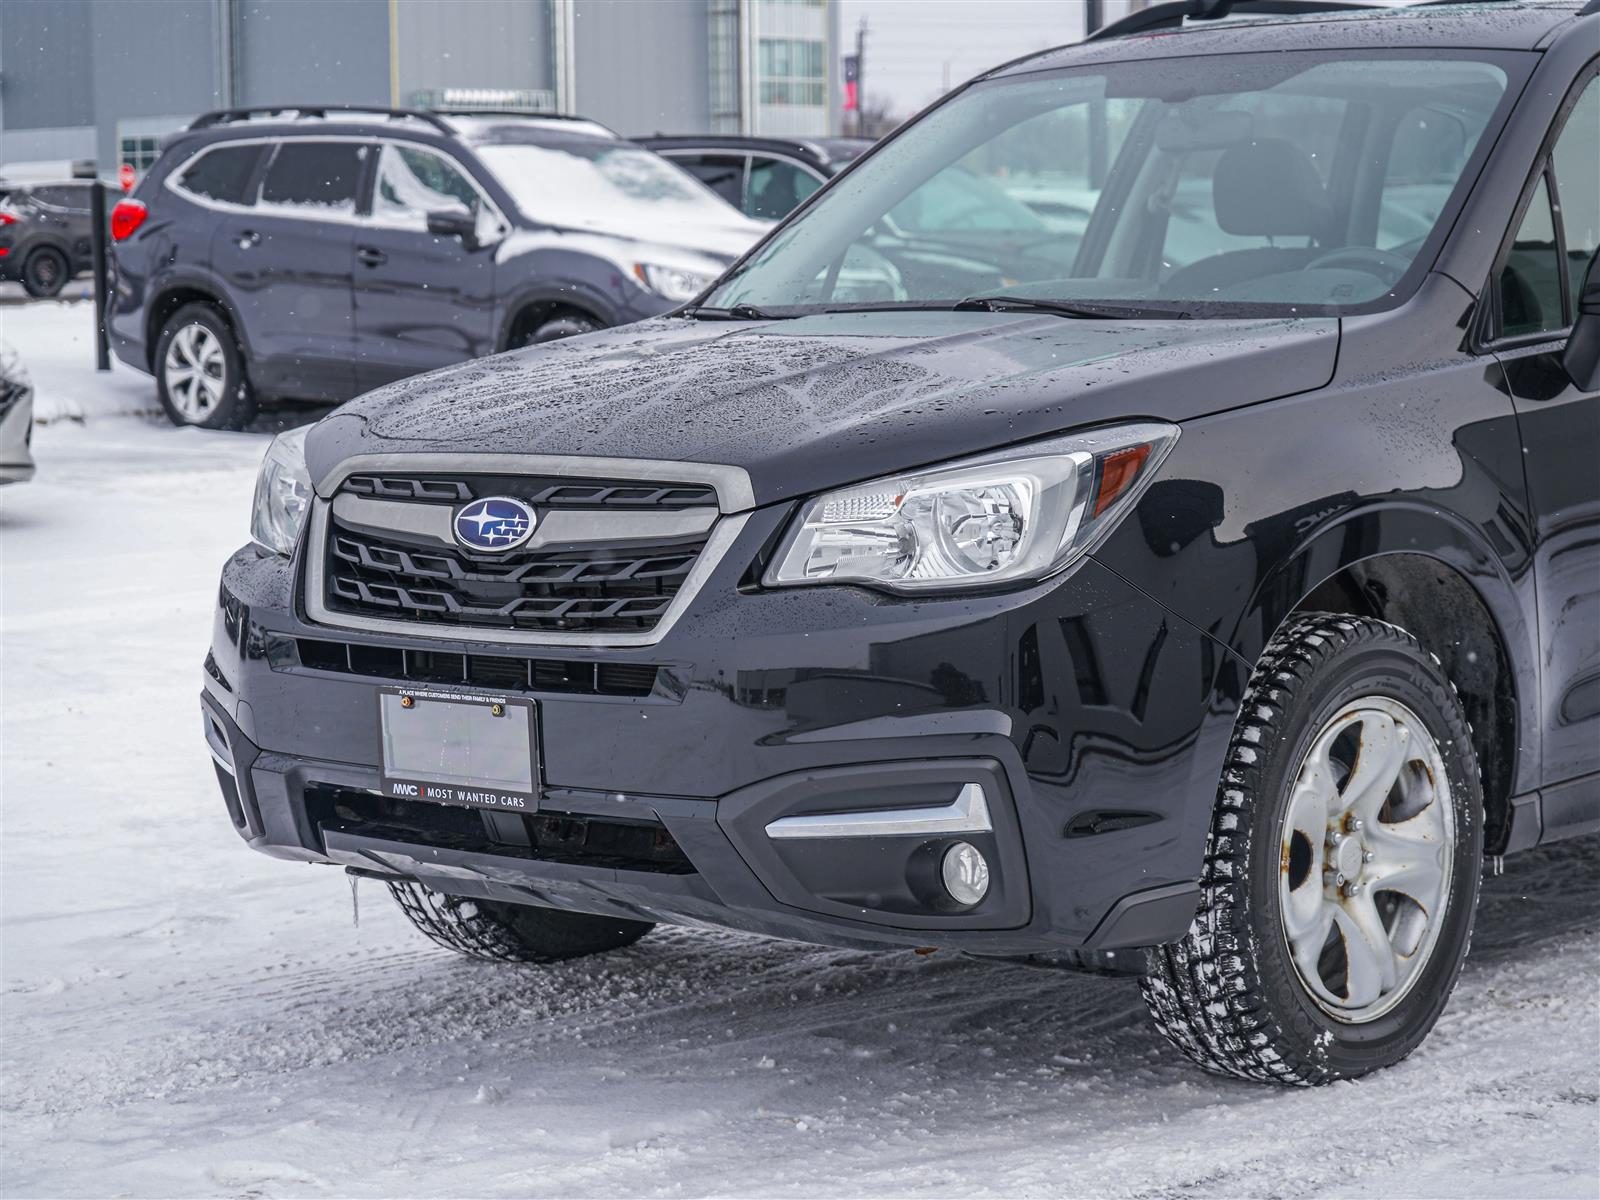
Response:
[1363,850,1375,864]
[1346,817,1364,833]
[1342,880,1362,897]
[1327,829,1345,846]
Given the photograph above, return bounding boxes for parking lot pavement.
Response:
[1,371,1597,1199]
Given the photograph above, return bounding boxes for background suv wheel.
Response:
[1141,613,1483,1084]
[519,312,600,346]
[21,246,70,299]
[154,303,257,429]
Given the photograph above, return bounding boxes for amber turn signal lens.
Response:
[1093,443,1154,517]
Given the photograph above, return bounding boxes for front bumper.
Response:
[0,391,36,484]
[204,505,1238,956]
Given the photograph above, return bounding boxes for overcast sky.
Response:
[836,0,1090,119]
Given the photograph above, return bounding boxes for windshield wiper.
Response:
[954,295,1187,320]
[681,303,783,321]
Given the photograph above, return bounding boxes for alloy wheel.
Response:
[1278,695,1456,1023]
[163,323,227,422]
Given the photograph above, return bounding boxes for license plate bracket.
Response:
[378,686,538,812]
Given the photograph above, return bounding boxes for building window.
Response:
[118,135,163,176]
[759,37,825,107]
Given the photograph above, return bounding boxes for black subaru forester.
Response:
[205,0,1600,1085]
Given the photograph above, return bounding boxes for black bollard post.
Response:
[90,178,111,372]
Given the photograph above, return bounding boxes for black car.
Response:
[108,107,766,429]
[0,181,95,298]
[638,134,872,220]
[206,1,1599,1085]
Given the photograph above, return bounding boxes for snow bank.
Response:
[0,297,161,422]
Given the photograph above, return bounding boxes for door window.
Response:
[179,144,265,205]
[672,154,746,208]
[373,144,480,230]
[1496,75,1600,338]
[1500,175,1563,338]
[30,185,92,213]
[258,141,366,215]
[747,157,822,220]
[1551,78,1599,316]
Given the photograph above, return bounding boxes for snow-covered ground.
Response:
[2,301,1598,1199]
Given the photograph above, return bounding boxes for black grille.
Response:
[306,786,695,874]
[322,473,716,634]
[292,637,660,698]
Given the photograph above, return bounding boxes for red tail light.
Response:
[0,210,18,226]
[110,198,148,241]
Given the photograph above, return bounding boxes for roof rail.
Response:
[424,108,588,121]
[187,106,455,134]
[1086,0,1383,41]
[424,109,618,135]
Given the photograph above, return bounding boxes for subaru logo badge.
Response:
[453,496,536,552]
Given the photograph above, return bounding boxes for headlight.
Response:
[634,262,715,303]
[764,422,1178,592]
[251,425,312,556]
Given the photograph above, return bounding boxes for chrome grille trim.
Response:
[329,492,718,550]
[302,451,753,648]
[313,452,756,513]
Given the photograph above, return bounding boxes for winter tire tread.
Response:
[1139,612,1482,1086]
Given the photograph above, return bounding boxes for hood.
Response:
[314,312,1338,508]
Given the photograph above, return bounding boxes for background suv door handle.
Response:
[234,229,260,249]
[356,245,388,267]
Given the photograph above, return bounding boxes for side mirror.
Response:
[426,208,478,249]
[1564,251,1600,391]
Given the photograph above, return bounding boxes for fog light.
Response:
[941,841,990,906]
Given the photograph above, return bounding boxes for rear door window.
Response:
[31,185,92,212]
[258,141,366,215]
[179,144,266,205]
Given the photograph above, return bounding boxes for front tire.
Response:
[515,312,600,347]
[388,881,653,964]
[21,246,70,298]
[1141,613,1482,1084]
[155,303,257,429]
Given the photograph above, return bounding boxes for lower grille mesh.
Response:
[325,525,706,633]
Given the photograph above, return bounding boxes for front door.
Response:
[351,142,499,390]
[1492,73,1600,830]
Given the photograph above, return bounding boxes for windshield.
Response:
[709,52,1514,317]
[476,139,747,234]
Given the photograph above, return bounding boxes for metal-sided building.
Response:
[0,0,840,178]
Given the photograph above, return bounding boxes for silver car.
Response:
[0,347,37,485]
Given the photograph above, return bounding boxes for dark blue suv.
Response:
[108,106,765,428]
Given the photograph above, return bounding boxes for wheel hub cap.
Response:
[163,323,226,421]
[1278,696,1455,1023]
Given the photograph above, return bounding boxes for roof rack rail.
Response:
[187,105,455,134]
[1086,0,1382,42]
[427,109,619,136]
[423,108,586,121]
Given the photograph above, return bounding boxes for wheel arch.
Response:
[144,280,250,372]
[1236,505,1537,853]
[499,288,612,351]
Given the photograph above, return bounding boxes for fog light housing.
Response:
[941,841,990,907]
